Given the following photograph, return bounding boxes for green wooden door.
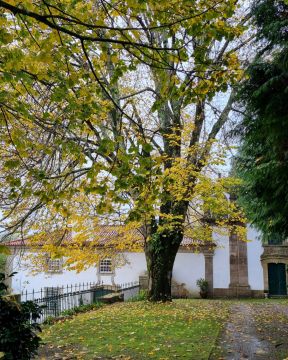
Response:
[268,263,287,295]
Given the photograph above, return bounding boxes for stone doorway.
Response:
[261,243,288,296]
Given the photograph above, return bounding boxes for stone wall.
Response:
[213,288,264,298]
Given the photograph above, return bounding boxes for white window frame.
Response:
[99,259,113,274]
[46,257,63,273]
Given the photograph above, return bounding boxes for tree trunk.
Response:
[145,230,183,302]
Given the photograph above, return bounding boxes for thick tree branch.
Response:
[207,88,236,141]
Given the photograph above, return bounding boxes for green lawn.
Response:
[40,300,230,359]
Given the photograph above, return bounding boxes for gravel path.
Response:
[211,302,288,360]
[217,304,272,359]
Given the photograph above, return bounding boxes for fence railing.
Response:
[21,281,139,323]
[21,281,99,302]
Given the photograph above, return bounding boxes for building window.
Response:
[99,259,112,274]
[47,257,63,273]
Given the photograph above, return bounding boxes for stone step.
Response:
[268,294,288,299]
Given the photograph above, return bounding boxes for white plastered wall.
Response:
[173,252,205,295]
[9,225,265,296]
[113,252,147,285]
[99,251,206,295]
[247,226,264,290]
[10,250,146,293]
[10,249,206,296]
[10,250,97,295]
[213,233,230,289]
[212,226,264,291]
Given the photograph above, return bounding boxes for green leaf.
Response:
[142,143,153,153]
[4,159,20,169]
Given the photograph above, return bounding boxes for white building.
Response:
[4,225,288,298]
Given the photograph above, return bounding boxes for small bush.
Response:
[42,316,55,325]
[128,290,148,302]
[196,278,209,292]
[42,302,103,325]
[61,302,103,317]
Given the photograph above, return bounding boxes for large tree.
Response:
[235,0,288,241]
[0,0,251,300]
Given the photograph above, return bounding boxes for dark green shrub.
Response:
[42,316,55,325]
[0,273,42,359]
[60,301,103,317]
[42,302,103,325]
[196,278,209,292]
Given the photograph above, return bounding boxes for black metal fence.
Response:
[21,282,139,323]
[21,281,99,302]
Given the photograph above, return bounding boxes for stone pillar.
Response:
[203,250,214,297]
[139,275,148,290]
[229,231,251,297]
[261,260,269,293]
